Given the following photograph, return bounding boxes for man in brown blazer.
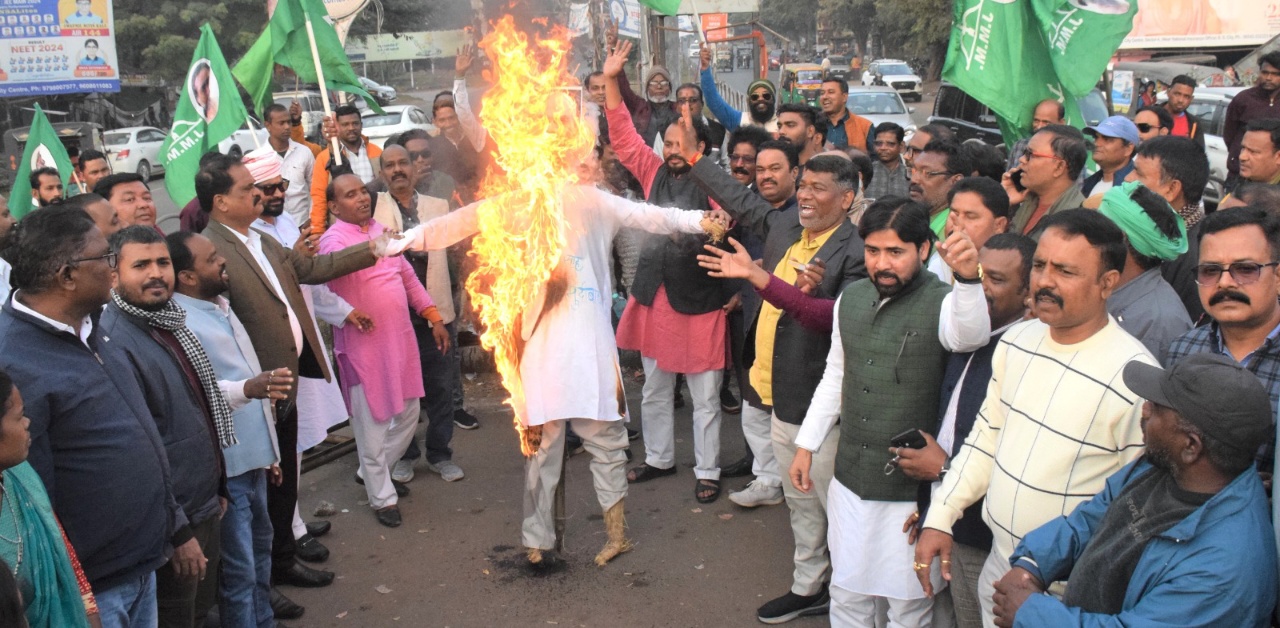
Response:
[196,153,386,597]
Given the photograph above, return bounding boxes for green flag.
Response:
[232,0,382,116]
[638,0,682,17]
[9,103,73,220]
[159,24,251,208]
[944,0,1135,141]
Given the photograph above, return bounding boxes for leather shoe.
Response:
[353,473,410,497]
[270,587,305,619]
[273,562,335,588]
[305,520,331,538]
[376,505,402,528]
[721,453,755,478]
[296,533,329,563]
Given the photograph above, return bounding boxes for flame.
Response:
[468,16,596,456]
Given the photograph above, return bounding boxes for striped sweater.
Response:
[922,317,1154,559]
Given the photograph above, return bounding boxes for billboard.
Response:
[0,0,118,97]
[701,13,728,42]
[609,0,643,39]
[345,30,470,63]
[1122,0,1280,49]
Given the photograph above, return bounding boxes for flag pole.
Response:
[304,12,342,165]
[689,0,707,46]
[246,116,264,150]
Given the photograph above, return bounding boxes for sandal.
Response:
[627,463,676,483]
[695,479,721,504]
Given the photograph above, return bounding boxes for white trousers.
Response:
[977,547,1009,628]
[741,402,781,487]
[639,357,723,480]
[348,385,420,510]
[522,418,629,550]
[772,417,840,596]
[830,584,934,628]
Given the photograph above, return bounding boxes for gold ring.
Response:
[941,560,951,564]
[913,562,928,571]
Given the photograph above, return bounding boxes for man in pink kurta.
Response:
[318,174,445,528]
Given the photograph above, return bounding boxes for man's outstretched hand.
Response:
[603,40,632,79]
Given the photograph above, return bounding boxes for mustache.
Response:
[874,271,900,283]
[142,279,168,291]
[759,177,777,187]
[1209,290,1252,306]
[909,183,923,195]
[1034,288,1064,307]
[391,172,409,180]
[731,167,751,176]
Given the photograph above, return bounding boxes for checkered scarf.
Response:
[110,291,238,448]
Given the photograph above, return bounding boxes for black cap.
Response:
[1122,354,1273,455]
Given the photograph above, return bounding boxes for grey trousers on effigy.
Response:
[522,418,630,550]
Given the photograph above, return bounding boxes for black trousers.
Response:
[270,340,324,572]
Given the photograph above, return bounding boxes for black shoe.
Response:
[273,562,335,588]
[453,408,480,430]
[626,427,640,441]
[376,505,402,528]
[566,432,585,456]
[674,390,686,409]
[305,520,331,538]
[757,586,830,624]
[296,533,329,563]
[720,386,741,414]
[270,587,305,619]
[353,473,410,497]
[721,452,755,478]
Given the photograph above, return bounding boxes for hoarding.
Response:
[1122,0,1280,49]
[609,0,643,39]
[701,13,728,42]
[345,30,470,63]
[0,0,119,97]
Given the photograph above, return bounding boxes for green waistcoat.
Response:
[833,271,951,502]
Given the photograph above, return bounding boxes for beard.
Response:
[649,92,670,104]
[873,269,913,298]
[749,100,774,123]
[261,198,285,218]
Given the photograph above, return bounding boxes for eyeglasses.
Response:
[1195,262,1280,286]
[1020,148,1063,162]
[70,251,117,269]
[903,145,924,156]
[255,179,290,195]
[729,153,756,163]
[1134,123,1161,133]
[409,150,432,161]
[910,167,951,179]
[649,80,670,88]
[750,93,774,102]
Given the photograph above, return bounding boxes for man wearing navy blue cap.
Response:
[991,352,1278,626]
[1082,115,1139,198]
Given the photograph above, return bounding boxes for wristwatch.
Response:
[938,456,951,481]
[954,263,983,285]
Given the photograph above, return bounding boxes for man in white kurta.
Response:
[392,181,715,564]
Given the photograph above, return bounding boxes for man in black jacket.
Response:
[101,226,227,628]
[1163,75,1206,147]
[0,207,178,627]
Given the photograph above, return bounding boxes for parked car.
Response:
[780,63,824,106]
[928,82,1110,150]
[274,90,326,143]
[361,105,436,149]
[822,55,850,81]
[216,117,269,159]
[847,86,916,136]
[104,126,167,180]
[1161,86,1243,207]
[862,59,923,102]
[358,76,397,105]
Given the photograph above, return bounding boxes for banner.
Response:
[0,0,118,97]
[1111,69,1134,114]
[701,13,728,42]
[345,30,469,62]
[161,25,249,207]
[609,0,643,38]
[569,3,590,38]
[1123,0,1280,50]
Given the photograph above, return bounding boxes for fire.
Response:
[468,16,596,456]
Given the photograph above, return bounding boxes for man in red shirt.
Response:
[1163,75,1205,147]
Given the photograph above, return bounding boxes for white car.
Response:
[847,86,916,136]
[359,76,397,105]
[103,126,167,180]
[862,59,923,102]
[216,118,269,160]
[361,105,435,149]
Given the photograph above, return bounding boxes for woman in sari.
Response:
[0,368,99,628]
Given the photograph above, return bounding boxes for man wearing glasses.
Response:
[1004,125,1088,237]
[866,122,910,201]
[699,45,779,134]
[1004,100,1066,172]
[903,123,955,170]
[1164,206,1280,607]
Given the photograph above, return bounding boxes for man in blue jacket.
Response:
[993,353,1278,627]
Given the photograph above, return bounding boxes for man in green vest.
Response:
[789,198,990,625]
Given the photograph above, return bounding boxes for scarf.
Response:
[110,291,238,448]
[2,462,91,628]
[1098,180,1187,261]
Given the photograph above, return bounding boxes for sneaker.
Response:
[720,386,741,414]
[427,460,466,482]
[392,459,415,483]
[453,409,480,430]
[757,587,830,624]
[729,480,785,508]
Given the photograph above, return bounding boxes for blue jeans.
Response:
[219,469,273,628]
[403,320,457,464]
[96,572,158,628]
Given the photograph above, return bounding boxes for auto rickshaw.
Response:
[780,63,824,106]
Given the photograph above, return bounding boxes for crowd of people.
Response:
[2,29,1280,628]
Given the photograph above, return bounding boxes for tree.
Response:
[871,0,950,79]
[819,0,875,55]
[760,0,819,43]
[113,0,271,81]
